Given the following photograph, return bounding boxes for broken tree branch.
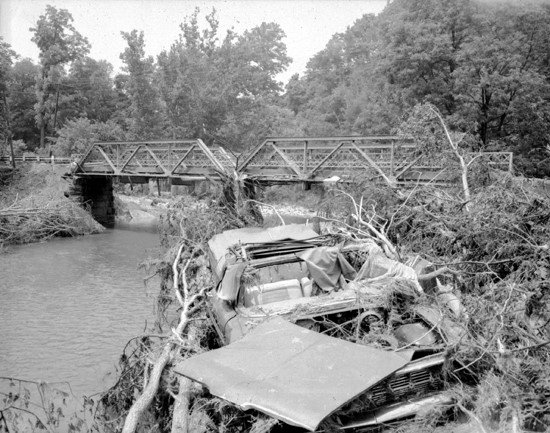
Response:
[122,245,207,433]
[335,190,400,260]
[426,104,471,210]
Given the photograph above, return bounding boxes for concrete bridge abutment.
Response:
[66,176,115,228]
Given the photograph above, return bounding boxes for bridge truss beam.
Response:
[238,136,513,185]
[72,137,513,187]
[74,139,235,182]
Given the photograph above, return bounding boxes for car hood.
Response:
[174,317,413,431]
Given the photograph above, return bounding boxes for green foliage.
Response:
[0,37,16,147]
[9,59,41,149]
[30,5,90,148]
[30,5,90,68]
[156,8,292,151]
[119,30,165,140]
[54,117,125,156]
[288,0,550,176]
[0,37,16,94]
[62,57,118,123]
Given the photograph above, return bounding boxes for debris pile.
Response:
[98,172,550,433]
[318,174,550,431]
[0,165,104,247]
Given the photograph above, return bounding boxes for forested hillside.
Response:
[1,0,550,176]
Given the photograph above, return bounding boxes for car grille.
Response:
[366,365,443,408]
[339,355,445,415]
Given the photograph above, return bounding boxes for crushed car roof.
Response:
[208,223,320,278]
[174,317,413,431]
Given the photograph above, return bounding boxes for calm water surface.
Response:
[0,228,161,397]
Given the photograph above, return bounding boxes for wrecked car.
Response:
[175,224,462,431]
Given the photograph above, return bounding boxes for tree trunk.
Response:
[121,343,173,433]
[479,87,491,146]
[40,119,45,149]
[49,86,60,156]
[428,105,471,210]
[37,72,47,150]
[52,86,60,132]
[170,377,192,433]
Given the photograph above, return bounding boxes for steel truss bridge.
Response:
[72,136,513,186]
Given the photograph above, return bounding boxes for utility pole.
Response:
[2,91,15,168]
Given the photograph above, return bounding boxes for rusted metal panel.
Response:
[174,317,412,431]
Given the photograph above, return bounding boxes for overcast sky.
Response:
[0,0,387,83]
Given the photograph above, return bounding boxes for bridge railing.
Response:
[0,155,75,165]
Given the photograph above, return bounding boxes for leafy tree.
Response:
[284,13,388,135]
[9,59,41,149]
[63,57,118,123]
[109,73,132,128]
[0,37,17,162]
[30,4,90,149]
[216,95,303,151]
[54,117,125,156]
[157,9,291,151]
[119,30,165,139]
[450,4,550,145]
[287,0,550,176]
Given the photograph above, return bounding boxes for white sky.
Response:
[0,0,386,83]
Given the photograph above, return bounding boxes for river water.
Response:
[0,228,161,397]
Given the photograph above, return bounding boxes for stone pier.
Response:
[66,176,115,228]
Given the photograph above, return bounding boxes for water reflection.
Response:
[0,229,161,397]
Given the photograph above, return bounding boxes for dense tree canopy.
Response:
[288,0,550,176]
[156,9,293,150]
[2,2,549,176]
[0,37,17,156]
[119,30,165,139]
[9,59,41,148]
[65,57,118,123]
